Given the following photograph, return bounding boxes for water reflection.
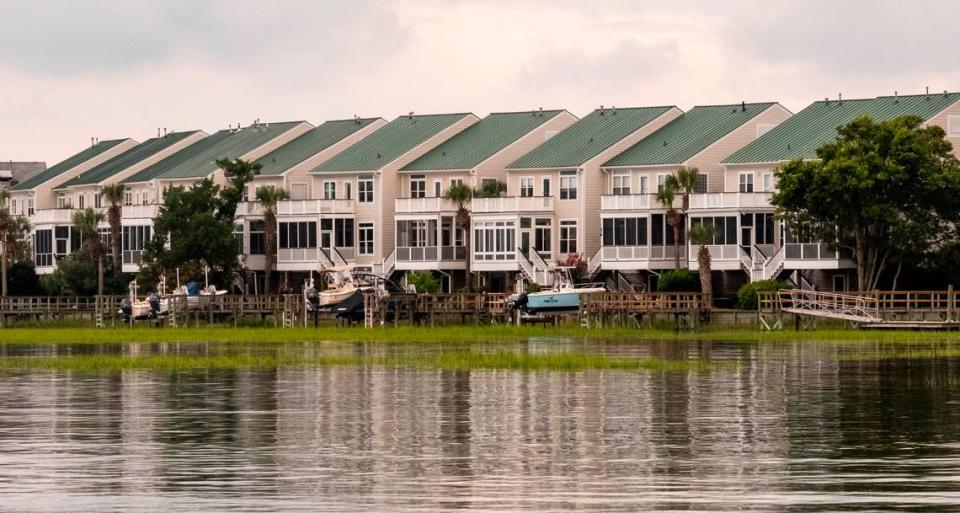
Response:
[0,340,959,511]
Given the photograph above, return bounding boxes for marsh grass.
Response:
[0,325,958,345]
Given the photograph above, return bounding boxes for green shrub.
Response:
[526,282,541,293]
[8,260,42,296]
[736,279,790,310]
[656,268,700,292]
[407,271,441,294]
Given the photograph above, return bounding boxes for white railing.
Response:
[29,208,75,225]
[277,199,355,216]
[689,192,773,210]
[778,289,880,323]
[784,243,839,261]
[278,248,320,263]
[528,248,553,286]
[472,196,553,213]
[121,204,159,220]
[588,247,603,275]
[602,246,650,261]
[517,248,537,284]
[761,245,785,280]
[702,244,740,261]
[395,197,458,214]
[381,248,396,276]
[601,194,653,210]
[396,246,467,262]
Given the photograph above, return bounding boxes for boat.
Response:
[172,281,227,308]
[119,281,169,321]
[305,269,402,321]
[510,267,606,314]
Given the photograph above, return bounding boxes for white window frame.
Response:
[762,172,773,192]
[27,198,34,216]
[612,172,631,195]
[358,177,374,203]
[433,179,442,198]
[519,177,534,198]
[358,222,374,255]
[541,177,551,197]
[77,194,84,209]
[638,175,649,195]
[739,172,754,193]
[656,173,669,193]
[559,171,577,200]
[322,181,336,200]
[124,192,132,206]
[559,219,578,255]
[343,180,352,200]
[450,178,464,189]
[410,175,426,198]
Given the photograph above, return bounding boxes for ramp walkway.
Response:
[777,289,881,324]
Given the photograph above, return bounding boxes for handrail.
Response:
[381,248,396,276]
[330,247,348,267]
[777,289,880,322]
[761,245,785,281]
[588,247,603,276]
[516,247,537,283]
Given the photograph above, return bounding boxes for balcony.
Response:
[122,204,159,220]
[395,197,458,214]
[395,245,467,270]
[689,192,773,210]
[242,199,355,216]
[29,208,75,225]
[601,194,652,210]
[472,196,553,214]
[600,245,688,270]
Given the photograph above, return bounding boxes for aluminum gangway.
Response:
[777,289,881,324]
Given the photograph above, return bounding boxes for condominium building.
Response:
[15,91,960,294]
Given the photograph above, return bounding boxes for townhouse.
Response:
[721,92,960,291]
[596,102,792,292]
[235,118,386,289]
[308,113,479,286]
[119,121,312,272]
[471,106,682,292]
[8,138,139,271]
[394,109,577,291]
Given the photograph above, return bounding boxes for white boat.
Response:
[510,267,606,314]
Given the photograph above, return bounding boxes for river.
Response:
[1,339,958,511]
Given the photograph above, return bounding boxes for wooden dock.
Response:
[758,290,960,330]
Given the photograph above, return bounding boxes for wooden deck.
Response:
[758,290,960,330]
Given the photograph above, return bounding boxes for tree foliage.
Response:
[772,115,960,290]
[407,271,441,294]
[255,185,288,294]
[138,159,260,290]
[101,182,125,265]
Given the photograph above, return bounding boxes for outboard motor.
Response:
[148,293,161,316]
[305,287,319,312]
[120,298,132,322]
[513,292,529,311]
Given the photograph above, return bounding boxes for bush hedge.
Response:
[736,279,790,310]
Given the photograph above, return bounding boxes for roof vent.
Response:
[599,105,605,116]
[741,101,746,112]
[539,107,544,117]
[663,140,668,147]
[377,153,382,159]
[787,144,792,150]
[838,93,843,105]
[824,97,829,105]
[588,137,594,143]
[894,91,899,103]
[946,90,950,97]
[611,106,617,115]
[926,86,930,97]
[442,151,447,156]
[408,111,415,121]
[354,115,361,125]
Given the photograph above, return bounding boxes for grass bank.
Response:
[0,350,717,373]
[0,325,958,345]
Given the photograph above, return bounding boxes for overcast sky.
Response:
[2,0,957,163]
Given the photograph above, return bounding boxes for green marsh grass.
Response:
[0,325,959,345]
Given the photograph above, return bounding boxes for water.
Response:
[1,339,960,511]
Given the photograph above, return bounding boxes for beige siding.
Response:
[686,104,792,193]
[925,99,960,158]
[722,163,778,193]
[279,118,387,191]
[578,107,683,259]
[32,139,138,210]
[472,111,578,185]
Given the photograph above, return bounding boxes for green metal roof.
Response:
[254,118,381,176]
[402,110,565,171]
[152,121,304,180]
[11,139,129,191]
[56,131,202,189]
[507,106,675,170]
[604,103,775,167]
[313,113,473,173]
[123,130,232,184]
[724,92,960,164]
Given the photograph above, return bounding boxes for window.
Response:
[450,178,464,189]
[612,172,630,195]
[534,218,551,259]
[739,172,754,193]
[638,176,649,194]
[234,223,244,253]
[122,225,151,265]
[410,175,426,198]
[559,220,577,254]
[948,115,960,136]
[762,172,773,192]
[520,177,534,197]
[34,229,53,267]
[344,181,352,200]
[433,180,442,197]
[249,221,266,255]
[94,193,101,208]
[290,183,310,200]
[57,194,68,209]
[358,223,374,255]
[694,174,708,194]
[473,220,516,261]
[322,181,336,200]
[656,174,669,193]
[279,221,317,249]
[743,213,776,245]
[541,177,551,197]
[242,185,250,202]
[690,216,738,245]
[124,192,132,206]
[559,171,577,200]
[27,198,34,216]
[651,213,684,245]
[334,218,354,248]
[77,195,84,209]
[9,199,17,216]
[141,192,149,205]
[603,217,648,246]
[396,220,436,247]
[358,176,374,203]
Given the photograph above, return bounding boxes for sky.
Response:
[1,0,958,164]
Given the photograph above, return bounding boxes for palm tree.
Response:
[443,182,473,289]
[72,207,106,295]
[255,186,288,294]
[666,166,700,214]
[688,223,715,308]
[0,191,10,296]
[656,182,682,269]
[473,179,507,198]
[5,217,31,263]
[101,183,125,266]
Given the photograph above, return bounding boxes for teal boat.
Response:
[510,268,606,314]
